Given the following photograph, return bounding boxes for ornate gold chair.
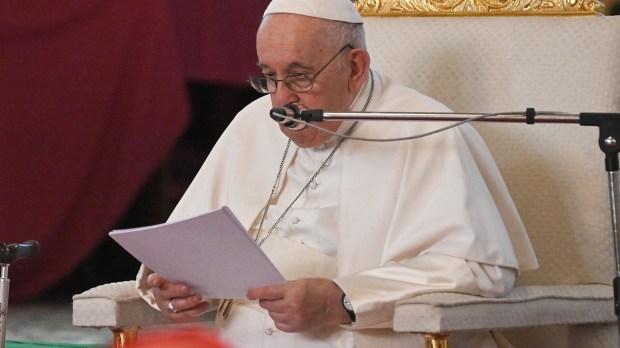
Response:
[73,2,620,347]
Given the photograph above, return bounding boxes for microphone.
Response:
[270,103,308,131]
[0,240,40,264]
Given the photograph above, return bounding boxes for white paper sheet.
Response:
[109,206,285,299]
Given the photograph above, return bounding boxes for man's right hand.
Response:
[147,272,211,320]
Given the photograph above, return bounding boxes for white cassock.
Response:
[137,70,538,348]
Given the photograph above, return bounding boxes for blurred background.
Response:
[0,0,267,305]
[0,0,618,333]
[1,0,619,346]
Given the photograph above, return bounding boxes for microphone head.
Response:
[0,240,40,264]
[269,103,307,131]
[269,106,289,122]
[19,240,40,258]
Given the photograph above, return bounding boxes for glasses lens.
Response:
[285,75,313,92]
[248,77,273,93]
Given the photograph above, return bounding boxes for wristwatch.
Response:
[341,293,356,322]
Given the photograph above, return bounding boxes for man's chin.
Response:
[280,126,322,148]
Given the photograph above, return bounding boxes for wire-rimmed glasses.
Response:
[248,44,353,94]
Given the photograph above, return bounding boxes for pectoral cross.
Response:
[218,299,233,319]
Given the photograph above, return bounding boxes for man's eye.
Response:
[288,74,308,80]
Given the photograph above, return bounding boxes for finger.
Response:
[247,284,286,300]
[153,282,193,300]
[147,273,193,295]
[167,293,203,313]
[146,273,169,288]
[151,284,195,315]
[258,298,287,313]
[267,310,296,331]
[272,317,296,333]
[164,300,211,321]
[267,309,287,323]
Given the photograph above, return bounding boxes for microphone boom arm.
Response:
[300,108,582,124]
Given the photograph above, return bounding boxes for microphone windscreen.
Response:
[269,104,307,131]
[270,107,288,122]
[19,240,40,258]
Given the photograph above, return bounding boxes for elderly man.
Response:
[137,0,538,347]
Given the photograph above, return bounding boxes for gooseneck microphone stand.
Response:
[299,108,620,335]
[0,240,40,348]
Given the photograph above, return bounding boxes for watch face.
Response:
[343,295,354,311]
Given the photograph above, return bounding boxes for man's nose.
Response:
[271,81,299,106]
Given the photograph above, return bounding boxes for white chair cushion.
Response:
[393,284,614,333]
[72,281,171,328]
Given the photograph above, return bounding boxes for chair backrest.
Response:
[364,16,620,286]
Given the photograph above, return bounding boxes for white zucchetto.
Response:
[263,0,364,24]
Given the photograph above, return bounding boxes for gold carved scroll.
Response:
[353,0,604,16]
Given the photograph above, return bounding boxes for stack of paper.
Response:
[110,206,285,298]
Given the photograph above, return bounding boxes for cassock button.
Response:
[291,216,301,224]
[265,328,274,336]
[309,181,318,190]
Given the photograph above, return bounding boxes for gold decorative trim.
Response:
[354,0,604,16]
[424,333,450,348]
[111,326,140,348]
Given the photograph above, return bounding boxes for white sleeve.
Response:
[135,264,160,310]
[467,259,515,298]
[334,252,517,329]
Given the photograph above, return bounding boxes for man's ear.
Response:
[348,48,371,92]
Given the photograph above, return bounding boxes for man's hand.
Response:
[147,272,210,321]
[247,278,351,332]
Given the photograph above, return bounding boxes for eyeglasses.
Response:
[248,44,353,94]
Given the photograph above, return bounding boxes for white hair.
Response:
[259,15,367,51]
[322,20,366,51]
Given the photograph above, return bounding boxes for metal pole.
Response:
[609,172,620,278]
[0,264,9,348]
[608,172,620,337]
[318,111,580,124]
[0,241,40,348]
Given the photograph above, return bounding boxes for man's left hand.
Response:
[247,278,351,332]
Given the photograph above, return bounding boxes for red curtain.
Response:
[0,0,189,301]
[167,0,270,85]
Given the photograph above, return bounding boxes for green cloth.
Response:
[6,341,101,348]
